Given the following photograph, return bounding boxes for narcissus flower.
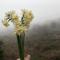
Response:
[2,19,9,27]
[15,25,26,35]
[21,9,33,26]
[2,9,34,35]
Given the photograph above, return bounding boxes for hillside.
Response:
[1,20,60,60]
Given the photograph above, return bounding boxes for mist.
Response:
[1,0,60,60]
[0,0,60,34]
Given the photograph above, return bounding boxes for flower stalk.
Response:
[16,32,25,60]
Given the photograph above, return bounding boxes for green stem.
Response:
[16,32,25,60]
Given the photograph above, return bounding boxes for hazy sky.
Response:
[0,0,60,34]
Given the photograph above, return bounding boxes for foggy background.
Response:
[0,0,60,33]
[0,0,60,60]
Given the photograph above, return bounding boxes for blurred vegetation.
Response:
[1,20,60,60]
[0,41,4,60]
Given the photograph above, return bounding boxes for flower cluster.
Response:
[21,9,33,26]
[2,9,33,35]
